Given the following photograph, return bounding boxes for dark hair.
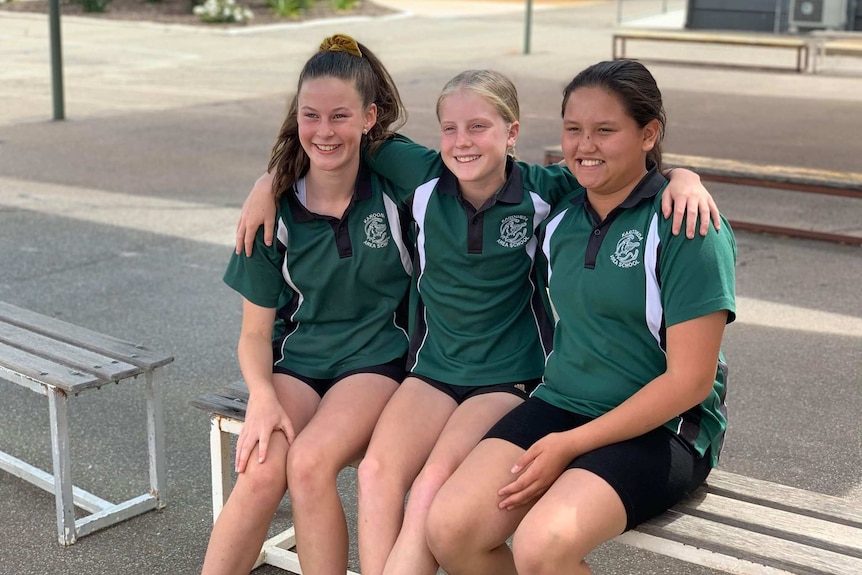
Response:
[561,60,665,171]
[267,35,407,198]
[436,70,520,158]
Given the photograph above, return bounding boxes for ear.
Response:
[364,103,378,133]
[507,120,520,149]
[641,118,660,152]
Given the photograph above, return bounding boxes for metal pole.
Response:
[774,0,782,34]
[524,0,533,54]
[49,0,65,121]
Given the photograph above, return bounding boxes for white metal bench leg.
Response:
[209,415,232,521]
[48,387,76,546]
[145,369,167,506]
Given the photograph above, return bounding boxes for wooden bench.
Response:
[810,32,862,72]
[190,381,360,575]
[543,146,862,246]
[192,382,862,575]
[0,301,173,545]
[612,29,811,73]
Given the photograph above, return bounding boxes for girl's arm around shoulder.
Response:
[661,168,722,239]
[363,134,443,200]
[236,171,278,257]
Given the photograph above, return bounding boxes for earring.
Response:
[363,128,368,135]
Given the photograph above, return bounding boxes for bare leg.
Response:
[356,378,457,575]
[512,469,627,575]
[426,438,532,575]
[201,375,320,575]
[382,392,523,575]
[286,373,399,575]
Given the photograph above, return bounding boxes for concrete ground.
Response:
[0,0,860,574]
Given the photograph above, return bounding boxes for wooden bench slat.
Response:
[823,40,862,56]
[664,153,862,195]
[707,469,862,528]
[0,323,141,383]
[677,490,862,558]
[0,343,106,392]
[615,29,809,47]
[642,510,862,575]
[189,393,247,421]
[0,302,173,370]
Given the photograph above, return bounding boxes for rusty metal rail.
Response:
[543,147,862,246]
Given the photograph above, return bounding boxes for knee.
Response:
[512,516,587,574]
[357,453,407,501]
[285,439,338,499]
[235,454,287,504]
[425,484,477,566]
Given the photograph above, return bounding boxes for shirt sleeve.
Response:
[659,209,737,328]
[223,214,286,309]
[519,161,582,207]
[363,134,443,202]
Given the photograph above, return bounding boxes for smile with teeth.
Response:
[455,155,480,163]
[580,159,604,166]
[315,144,340,152]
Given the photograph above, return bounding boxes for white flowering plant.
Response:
[193,0,254,23]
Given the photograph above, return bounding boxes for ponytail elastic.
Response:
[319,34,363,58]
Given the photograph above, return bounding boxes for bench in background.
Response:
[612,29,811,73]
[192,382,862,575]
[543,146,862,246]
[0,302,173,545]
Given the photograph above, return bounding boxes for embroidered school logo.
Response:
[610,229,643,268]
[363,213,389,249]
[497,215,529,248]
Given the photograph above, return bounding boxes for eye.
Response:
[333,113,348,120]
[441,125,456,133]
[303,113,318,119]
[566,126,580,133]
[471,123,486,131]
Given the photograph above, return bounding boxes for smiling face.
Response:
[438,89,519,199]
[297,76,377,177]
[561,86,658,208]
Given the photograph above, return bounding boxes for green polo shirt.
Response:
[223,167,413,379]
[534,168,736,466]
[365,135,580,386]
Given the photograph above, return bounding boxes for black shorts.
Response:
[274,356,406,398]
[410,373,538,405]
[484,397,712,531]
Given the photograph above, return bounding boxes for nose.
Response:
[317,118,335,137]
[454,128,471,148]
[579,131,597,152]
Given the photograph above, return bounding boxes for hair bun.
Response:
[319,34,363,58]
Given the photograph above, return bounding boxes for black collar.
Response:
[437,157,524,204]
[569,162,666,209]
[288,164,373,222]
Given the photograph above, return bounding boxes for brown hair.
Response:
[562,60,665,171]
[267,34,407,198]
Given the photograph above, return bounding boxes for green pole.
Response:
[49,0,65,121]
[524,0,533,54]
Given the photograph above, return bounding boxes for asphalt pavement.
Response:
[0,1,860,574]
